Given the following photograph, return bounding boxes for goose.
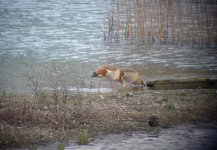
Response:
[91,64,120,94]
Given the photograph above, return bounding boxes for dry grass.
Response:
[1,65,217,148]
[0,89,217,148]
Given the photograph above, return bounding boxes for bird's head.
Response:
[91,72,98,77]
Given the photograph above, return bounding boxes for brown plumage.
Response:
[118,68,146,90]
[91,64,120,94]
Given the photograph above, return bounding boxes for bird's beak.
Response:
[91,72,98,77]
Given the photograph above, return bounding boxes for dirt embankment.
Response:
[0,87,217,148]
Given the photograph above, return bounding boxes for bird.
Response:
[118,68,147,91]
[91,64,120,94]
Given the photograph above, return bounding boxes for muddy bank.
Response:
[0,86,217,149]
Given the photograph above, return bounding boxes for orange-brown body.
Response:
[92,64,120,93]
[118,68,146,90]
[92,65,147,93]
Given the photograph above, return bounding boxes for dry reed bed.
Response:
[104,0,217,47]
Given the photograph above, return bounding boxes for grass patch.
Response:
[0,90,7,102]
[78,129,89,145]
[57,143,65,150]
[1,90,6,97]
[164,100,176,110]
[190,114,202,121]
[29,144,38,150]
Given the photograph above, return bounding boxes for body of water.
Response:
[0,0,217,92]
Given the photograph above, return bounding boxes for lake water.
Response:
[0,0,217,93]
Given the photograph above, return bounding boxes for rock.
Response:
[148,116,159,127]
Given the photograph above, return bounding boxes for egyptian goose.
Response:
[91,64,120,94]
[118,68,146,90]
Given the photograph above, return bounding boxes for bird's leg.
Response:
[121,81,126,91]
[121,84,125,91]
[119,77,125,92]
[143,81,147,89]
[98,78,101,94]
[129,83,132,89]
[110,80,114,93]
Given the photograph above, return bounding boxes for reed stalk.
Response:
[104,0,217,48]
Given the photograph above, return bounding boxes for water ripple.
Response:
[0,0,217,92]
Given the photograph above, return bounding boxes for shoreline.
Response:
[0,79,217,149]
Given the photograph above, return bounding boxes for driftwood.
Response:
[146,78,217,90]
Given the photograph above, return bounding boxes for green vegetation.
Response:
[190,114,202,121]
[29,144,37,150]
[57,143,65,150]
[35,91,46,102]
[0,90,7,102]
[164,100,176,110]
[1,90,6,97]
[78,129,90,145]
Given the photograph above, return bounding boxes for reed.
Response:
[104,0,217,48]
